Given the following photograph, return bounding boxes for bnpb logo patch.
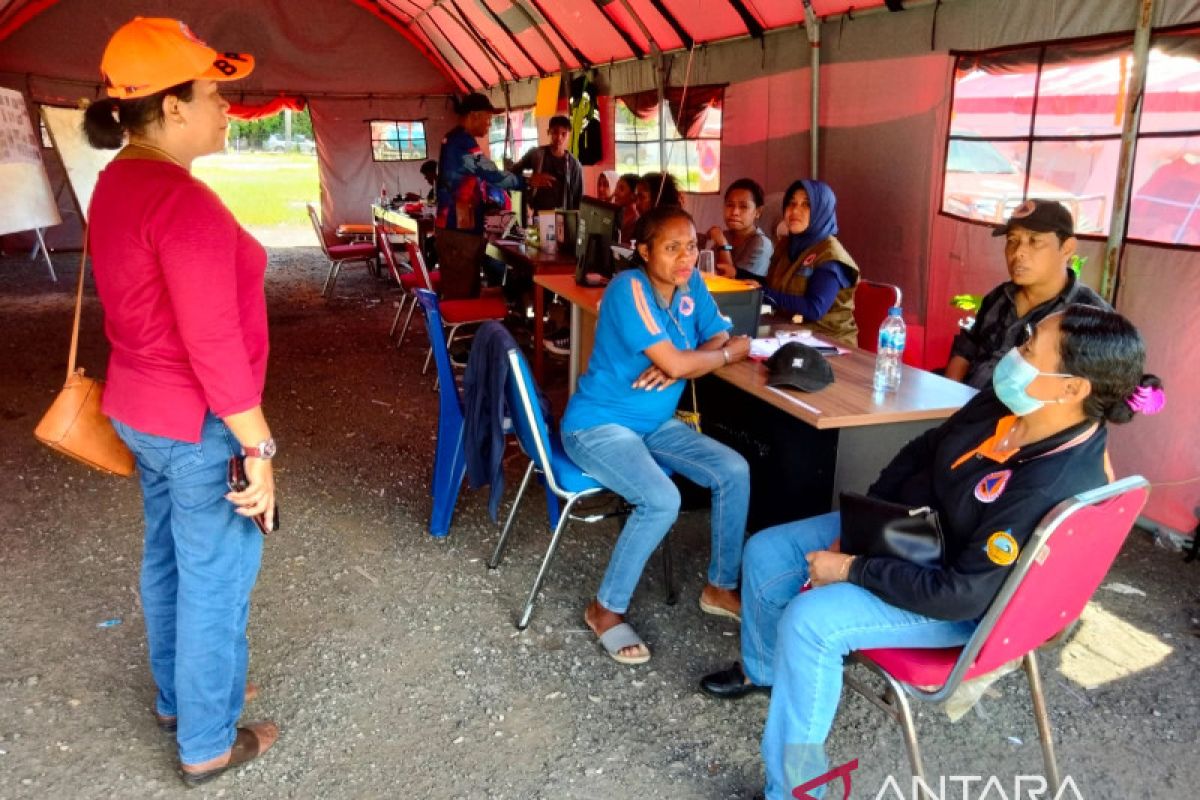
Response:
[986,530,1020,566]
[974,469,1012,503]
[679,295,695,317]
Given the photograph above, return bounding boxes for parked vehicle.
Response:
[263,133,316,154]
[942,138,1104,232]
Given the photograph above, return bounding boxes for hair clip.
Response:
[1125,384,1165,415]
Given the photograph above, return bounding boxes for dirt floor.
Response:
[1,248,1198,800]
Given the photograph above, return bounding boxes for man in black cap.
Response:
[435,93,553,234]
[945,199,1109,389]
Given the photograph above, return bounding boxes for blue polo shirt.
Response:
[561,268,731,435]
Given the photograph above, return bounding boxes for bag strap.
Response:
[66,229,89,381]
[689,379,699,412]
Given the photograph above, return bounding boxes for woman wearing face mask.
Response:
[561,206,752,665]
[763,179,860,347]
[697,304,1163,799]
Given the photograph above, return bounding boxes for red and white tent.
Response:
[1,0,1197,537]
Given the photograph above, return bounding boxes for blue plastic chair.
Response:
[486,347,610,629]
[486,347,679,628]
[414,289,466,538]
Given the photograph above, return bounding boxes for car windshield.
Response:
[946,139,1019,174]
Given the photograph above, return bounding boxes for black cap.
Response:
[458,92,499,115]
[992,199,1075,238]
[766,342,835,393]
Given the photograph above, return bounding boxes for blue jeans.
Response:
[562,418,750,614]
[740,513,977,800]
[112,413,263,766]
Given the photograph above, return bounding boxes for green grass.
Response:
[192,152,319,227]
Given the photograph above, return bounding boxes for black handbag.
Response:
[838,492,945,568]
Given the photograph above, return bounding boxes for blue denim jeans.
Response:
[562,418,750,614]
[740,513,977,800]
[112,413,263,766]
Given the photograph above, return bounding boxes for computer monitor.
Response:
[575,197,620,286]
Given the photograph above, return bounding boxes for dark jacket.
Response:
[436,125,522,233]
[848,390,1110,621]
[950,270,1110,389]
[513,145,584,212]
[463,322,519,521]
[462,323,554,521]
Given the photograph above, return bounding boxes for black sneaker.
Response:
[543,329,571,356]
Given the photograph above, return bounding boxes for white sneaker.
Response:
[543,331,571,356]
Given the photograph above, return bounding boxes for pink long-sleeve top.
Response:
[88,158,268,443]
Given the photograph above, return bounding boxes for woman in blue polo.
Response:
[561,206,753,665]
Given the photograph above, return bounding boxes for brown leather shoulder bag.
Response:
[33,234,135,477]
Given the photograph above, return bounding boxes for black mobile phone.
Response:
[226,455,280,535]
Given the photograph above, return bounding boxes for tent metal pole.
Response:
[802,0,820,179]
[657,56,668,175]
[1101,0,1155,303]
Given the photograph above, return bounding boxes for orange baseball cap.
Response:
[100,17,254,100]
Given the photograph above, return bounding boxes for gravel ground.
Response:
[1,248,1198,800]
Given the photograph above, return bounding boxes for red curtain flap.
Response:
[227,95,307,120]
[668,85,724,139]
[621,89,661,121]
[618,85,725,137]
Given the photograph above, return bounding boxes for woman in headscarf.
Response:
[763,179,860,347]
[595,169,619,203]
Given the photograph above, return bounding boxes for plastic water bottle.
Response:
[873,307,906,393]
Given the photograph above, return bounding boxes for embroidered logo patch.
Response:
[986,530,1020,566]
[802,253,817,267]
[974,469,1012,503]
[678,295,695,316]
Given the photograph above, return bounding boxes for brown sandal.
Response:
[156,682,260,732]
[179,720,278,787]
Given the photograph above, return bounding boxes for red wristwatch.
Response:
[242,438,277,460]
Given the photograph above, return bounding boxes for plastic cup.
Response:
[698,250,716,275]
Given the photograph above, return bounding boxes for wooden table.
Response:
[371,204,436,246]
[702,348,976,529]
[534,274,978,528]
[491,244,578,381]
[531,273,604,390]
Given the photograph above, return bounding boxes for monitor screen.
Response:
[576,197,620,275]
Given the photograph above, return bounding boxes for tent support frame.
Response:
[1101,0,1155,303]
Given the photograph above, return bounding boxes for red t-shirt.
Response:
[89,159,268,443]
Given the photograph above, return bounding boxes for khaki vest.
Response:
[765,236,861,347]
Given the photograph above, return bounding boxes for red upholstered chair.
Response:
[306,203,378,297]
[376,224,441,343]
[843,476,1150,794]
[853,280,902,352]
[402,240,507,375]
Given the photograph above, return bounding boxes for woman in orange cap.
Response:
[83,17,277,785]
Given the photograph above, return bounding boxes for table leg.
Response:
[568,303,581,396]
[533,284,546,382]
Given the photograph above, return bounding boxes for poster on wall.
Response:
[41,104,118,222]
[0,86,61,238]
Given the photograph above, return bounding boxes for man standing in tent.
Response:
[436,93,551,233]
[945,199,1109,388]
[512,115,584,213]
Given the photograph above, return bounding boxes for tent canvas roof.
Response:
[0,0,892,92]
